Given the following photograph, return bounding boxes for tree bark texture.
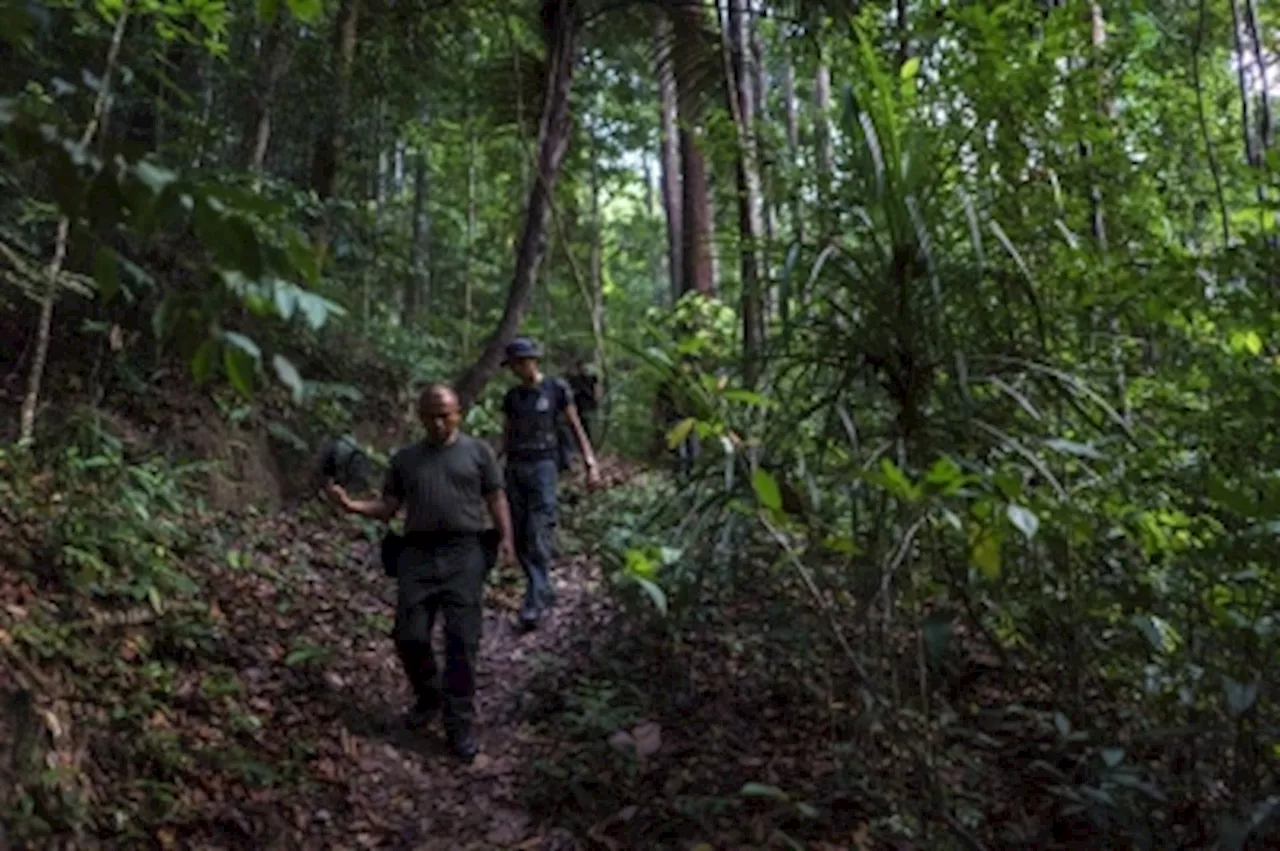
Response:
[310,0,362,199]
[726,0,765,384]
[665,0,717,297]
[241,12,291,171]
[655,12,684,302]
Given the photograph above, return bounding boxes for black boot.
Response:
[447,727,478,762]
[405,695,439,730]
[518,598,541,630]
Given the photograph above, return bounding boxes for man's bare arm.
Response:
[327,483,401,521]
[485,489,515,550]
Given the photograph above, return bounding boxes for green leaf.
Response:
[223,344,257,398]
[93,246,119,302]
[923,455,964,494]
[284,0,322,22]
[191,338,217,384]
[273,281,298,321]
[1132,613,1179,653]
[272,354,304,403]
[133,160,178,195]
[970,531,1001,580]
[722,389,772,407]
[739,783,789,801]
[1222,676,1259,717]
[900,56,920,81]
[821,535,861,556]
[633,576,667,615]
[1228,330,1263,356]
[666,417,695,450]
[624,548,657,580]
[1044,438,1105,461]
[752,468,782,511]
[257,0,278,22]
[1101,748,1125,768]
[221,331,262,361]
[1006,504,1040,540]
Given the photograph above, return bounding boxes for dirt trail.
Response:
[305,553,607,851]
[198,469,625,851]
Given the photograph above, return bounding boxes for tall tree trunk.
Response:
[589,112,606,373]
[782,51,803,245]
[814,58,833,242]
[310,0,361,200]
[20,7,130,445]
[464,129,477,356]
[241,12,291,171]
[405,145,429,324]
[750,1,776,304]
[725,0,765,385]
[455,0,578,408]
[666,0,717,297]
[655,12,684,302]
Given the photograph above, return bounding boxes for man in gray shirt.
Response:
[327,383,514,761]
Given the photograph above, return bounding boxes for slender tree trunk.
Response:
[464,130,477,356]
[455,0,578,408]
[666,0,717,296]
[241,12,291,171]
[782,51,803,245]
[750,1,776,305]
[405,145,429,324]
[310,0,362,199]
[589,112,606,372]
[655,12,684,302]
[20,7,130,445]
[814,59,833,242]
[726,0,765,385]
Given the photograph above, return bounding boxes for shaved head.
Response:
[418,382,461,444]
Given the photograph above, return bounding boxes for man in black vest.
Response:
[501,337,599,629]
[326,383,514,761]
[565,355,602,446]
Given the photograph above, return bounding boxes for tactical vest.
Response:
[508,378,563,461]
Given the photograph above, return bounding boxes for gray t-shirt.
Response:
[383,434,502,534]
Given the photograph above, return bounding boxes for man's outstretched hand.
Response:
[324,481,353,511]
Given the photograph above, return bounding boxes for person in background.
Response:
[565,355,602,447]
[326,383,514,762]
[500,337,600,629]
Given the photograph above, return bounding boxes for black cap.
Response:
[501,337,542,365]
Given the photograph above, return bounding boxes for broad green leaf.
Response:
[924,455,964,494]
[223,344,257,398]
[191,338,217,384]
[1132,613,1180,653]
[133,160,177,195]
[666,417,695,449]
[1101,748,1125,768]
[876,457,921,503]
[739,782,789,801]
[624,548,657,580]
[272,354,304,403]
[221,330,262,361]
[273,281,298,321]
[752,468,782,511]
[93,246,118,302]
[285,0,322,22]
[1228,330,1263,356]
[822,535,861,555]
[970,531,1000,580]
[633,576,667,615]
[1006,504,1040,540]
[900,56,920,81]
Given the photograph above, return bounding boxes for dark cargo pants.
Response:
[506,458,559,611]
[393,533,488,735]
